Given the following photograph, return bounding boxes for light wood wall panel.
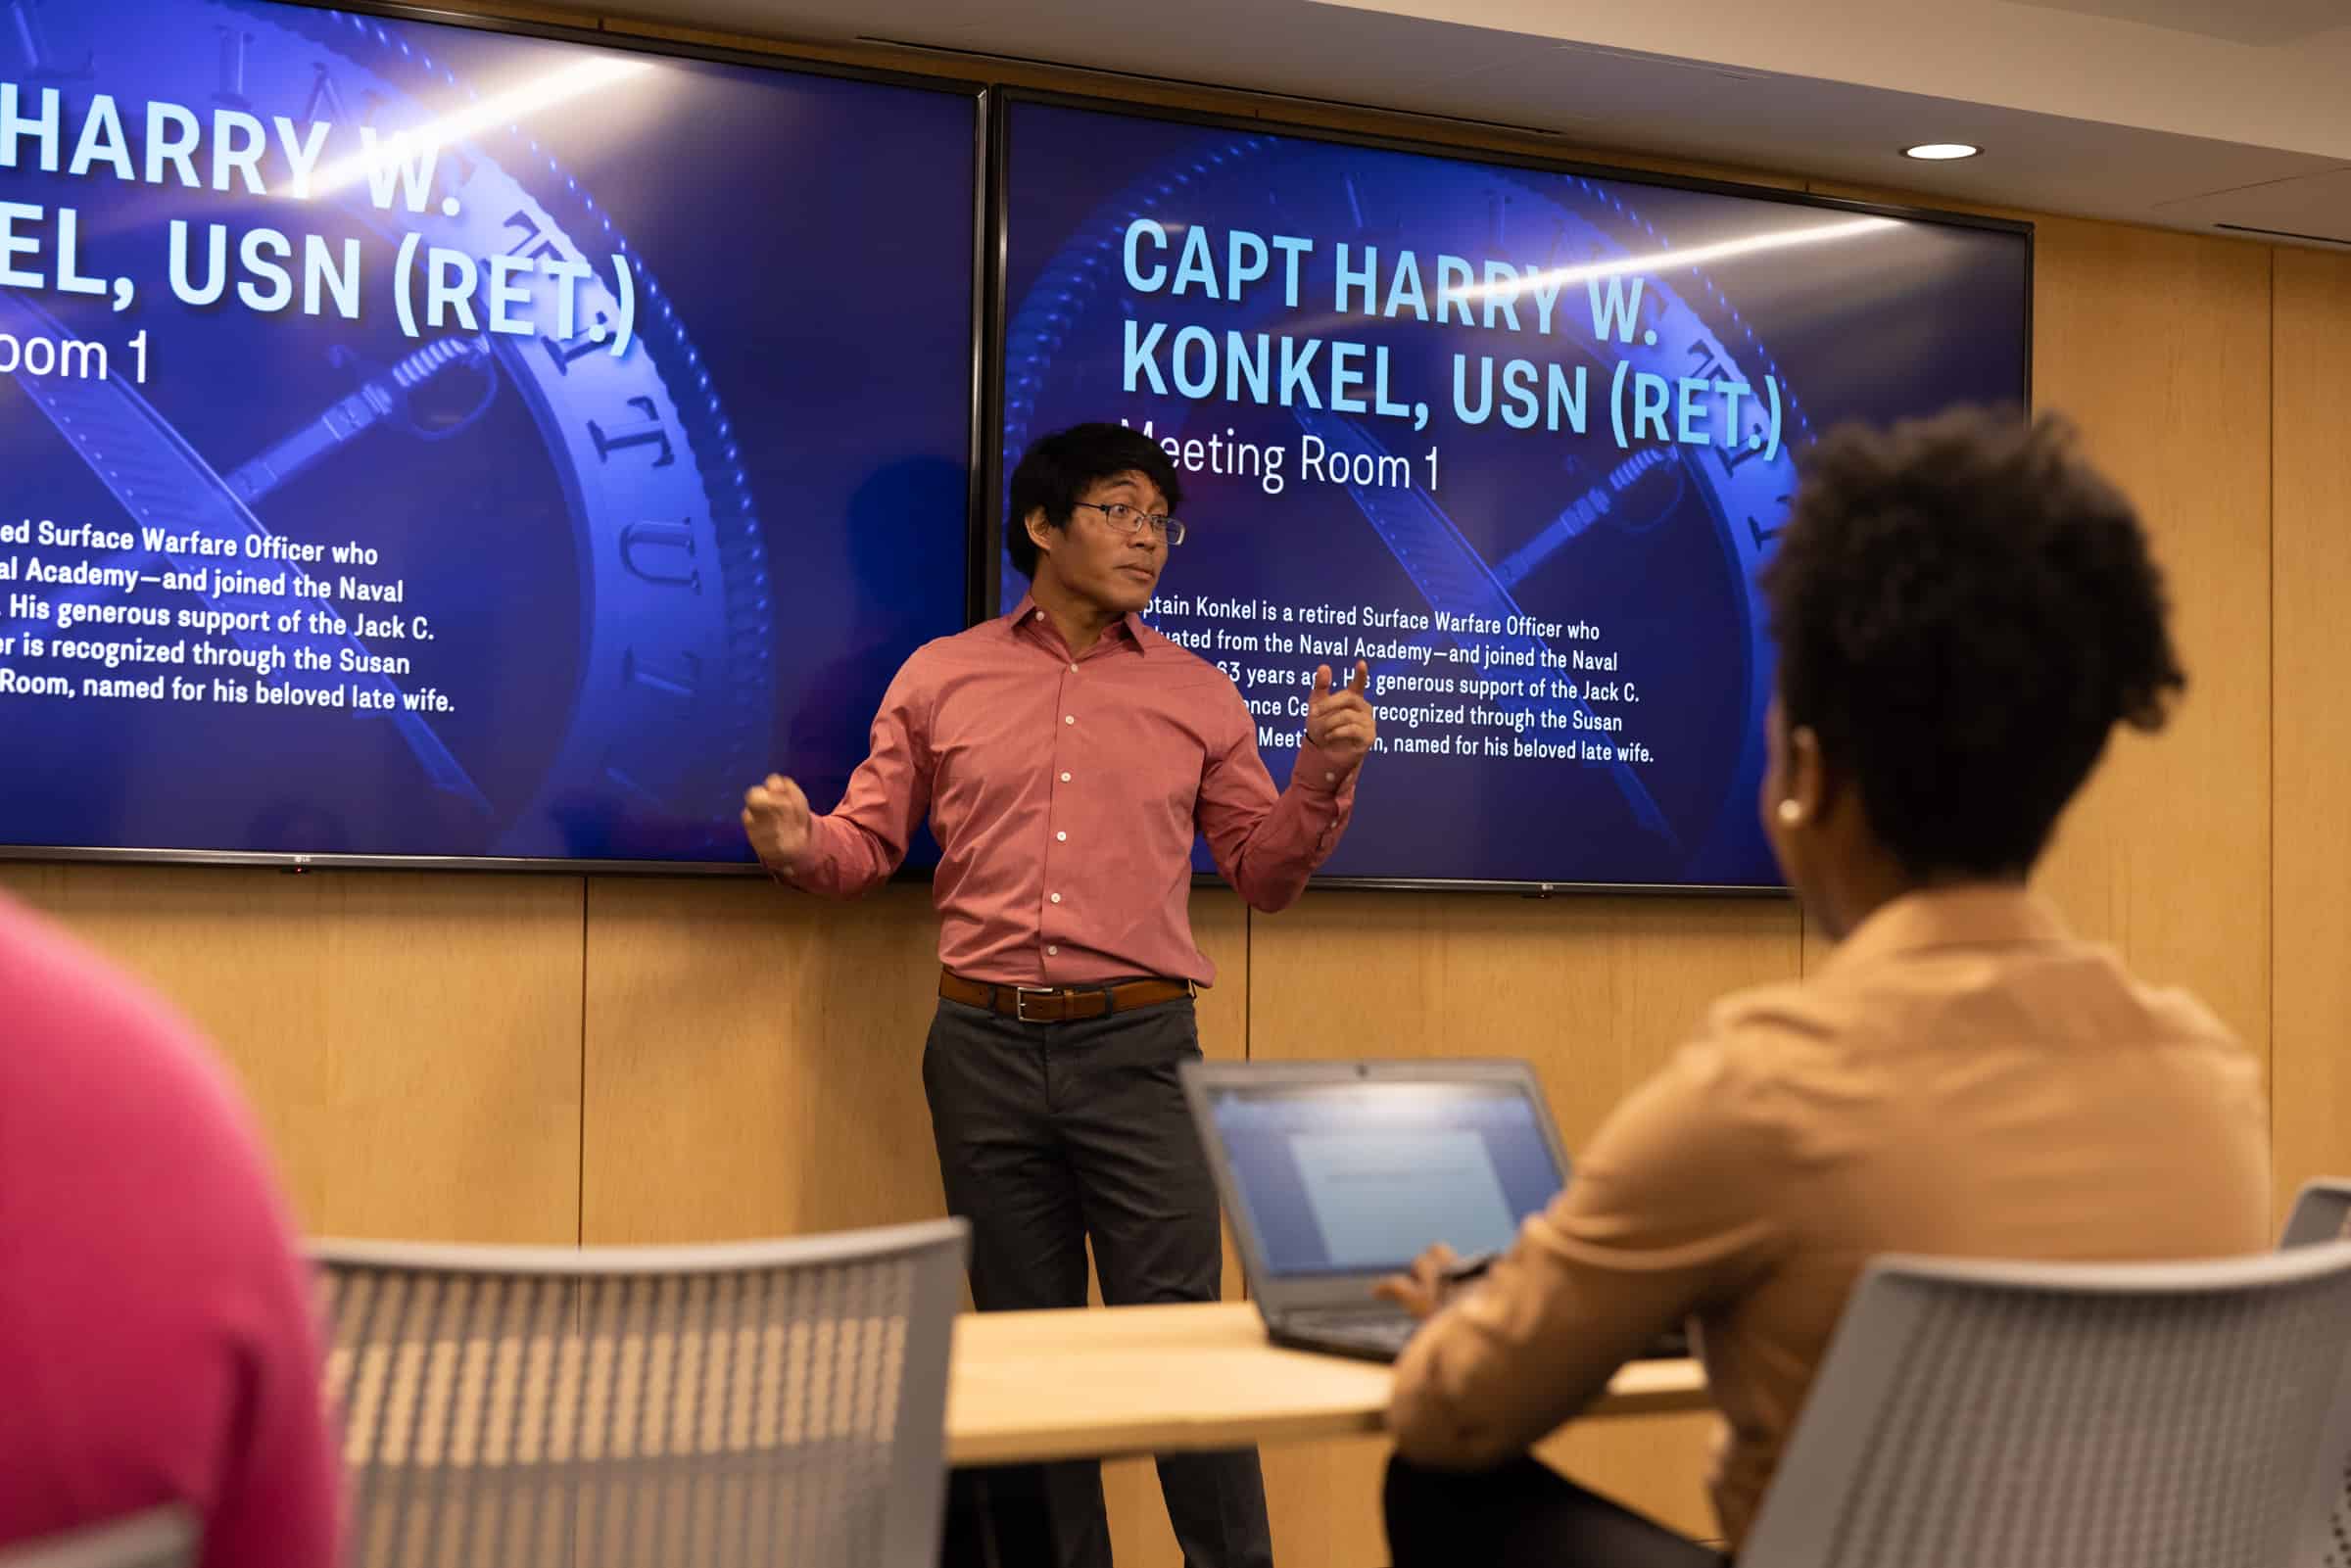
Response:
[0,863,585,1243]
[578,877,946,1244]
[2270,247,2351,1221]
[2023,222,2275,1084]
[2022,223,2276,1114]
[1245,890,1799,1141]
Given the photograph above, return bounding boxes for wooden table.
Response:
[945,1301,1708,1465]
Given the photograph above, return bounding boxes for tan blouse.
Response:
[1388,885,2271,1548]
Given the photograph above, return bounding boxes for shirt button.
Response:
[1034,609,1045,620]
[1064,715,1075,725]
[1047,944,1059,957]
[1069,663,1079,674]
[1060,772,1072,783]
[1050,892,1063,904]
[1056,831,1068,841]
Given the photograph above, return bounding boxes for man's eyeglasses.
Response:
[1074,500,1186,546]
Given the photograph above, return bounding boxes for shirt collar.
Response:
[1819,883,2074,978]
[1006,594,1150,656]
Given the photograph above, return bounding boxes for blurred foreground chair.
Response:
[314,1219,968,1568]
[2281,1179,2351,1250]
[0,1507,197,1568]
[2279,1181,2351,1568]
[1741,1243,2351,1568]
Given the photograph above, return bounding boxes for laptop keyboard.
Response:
[1283,1308,1693,1362]
[1284,1309,1420,1354]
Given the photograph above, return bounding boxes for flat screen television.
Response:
[993,95,2033,891]
[0,0,981,870]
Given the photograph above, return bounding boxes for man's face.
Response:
[1031,470,1171,615]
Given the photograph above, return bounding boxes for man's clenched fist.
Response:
[742,773,812,868]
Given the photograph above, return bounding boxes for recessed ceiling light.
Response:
[1904,142,1982,161]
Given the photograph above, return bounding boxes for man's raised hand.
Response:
[742,773,811,868]
[1306,659,1376,767]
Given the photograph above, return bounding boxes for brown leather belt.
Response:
[939,969,1193,1023]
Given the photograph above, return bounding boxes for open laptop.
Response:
[1179,1058,1688,1364]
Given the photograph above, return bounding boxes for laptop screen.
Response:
[1201,1080,1565,1278]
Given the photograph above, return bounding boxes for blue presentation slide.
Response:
[0,1,974,863]
[999,101,2030,887]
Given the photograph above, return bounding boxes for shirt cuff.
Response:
[758,834,819,887]
[1289,739,1362,800]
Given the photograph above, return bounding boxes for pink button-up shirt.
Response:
[782,595,1360,986]
[0,894,341,1567]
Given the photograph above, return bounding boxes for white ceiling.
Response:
[2010,0,2347,47]
[597,0,2351,246]
[1311,0,2351,160]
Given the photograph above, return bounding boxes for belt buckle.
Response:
[1014,985,1056,1023]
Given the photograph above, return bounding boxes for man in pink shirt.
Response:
[0,893,340,1567]
[744,422,1376,1567]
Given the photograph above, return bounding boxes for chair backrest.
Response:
[0,1507,198,1568]
[2281,1181,2351,1250]
[312,1218,969,1568]
[1741,1242,2351,1568]
[2279,1182,2351,1568]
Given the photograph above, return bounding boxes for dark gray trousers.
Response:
[1385,1456,1725,1568]
[925,994,1273,1568]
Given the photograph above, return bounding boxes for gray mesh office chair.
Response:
[0,1508,197,1568]
[2279,1181,2351,1568]
[2282,1180,2351,1249]
[1740,1242,2351,1568]
[313,1218,968,1568]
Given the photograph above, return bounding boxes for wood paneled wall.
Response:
[2270,248,2351,1215]
[0,863,586,1243]
[8,8,2345,1561]
[2024,220,2276,1079]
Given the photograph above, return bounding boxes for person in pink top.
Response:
[0,893,340,1568]
[743,422,1377,1567]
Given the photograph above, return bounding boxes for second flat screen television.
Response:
[996,99,2032,890]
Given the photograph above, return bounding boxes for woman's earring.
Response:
[1776,799,1804,827]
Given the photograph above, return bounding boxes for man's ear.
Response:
[1024,506,1058,561]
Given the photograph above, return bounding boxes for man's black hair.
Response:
[1760,407,2184,879]
[1005,423,1185,580]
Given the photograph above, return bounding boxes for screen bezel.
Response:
[985,87,2038,898]
[0,0,990,878]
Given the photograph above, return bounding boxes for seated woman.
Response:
[1378,408,2268,1566]
[0,896,341,1566]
